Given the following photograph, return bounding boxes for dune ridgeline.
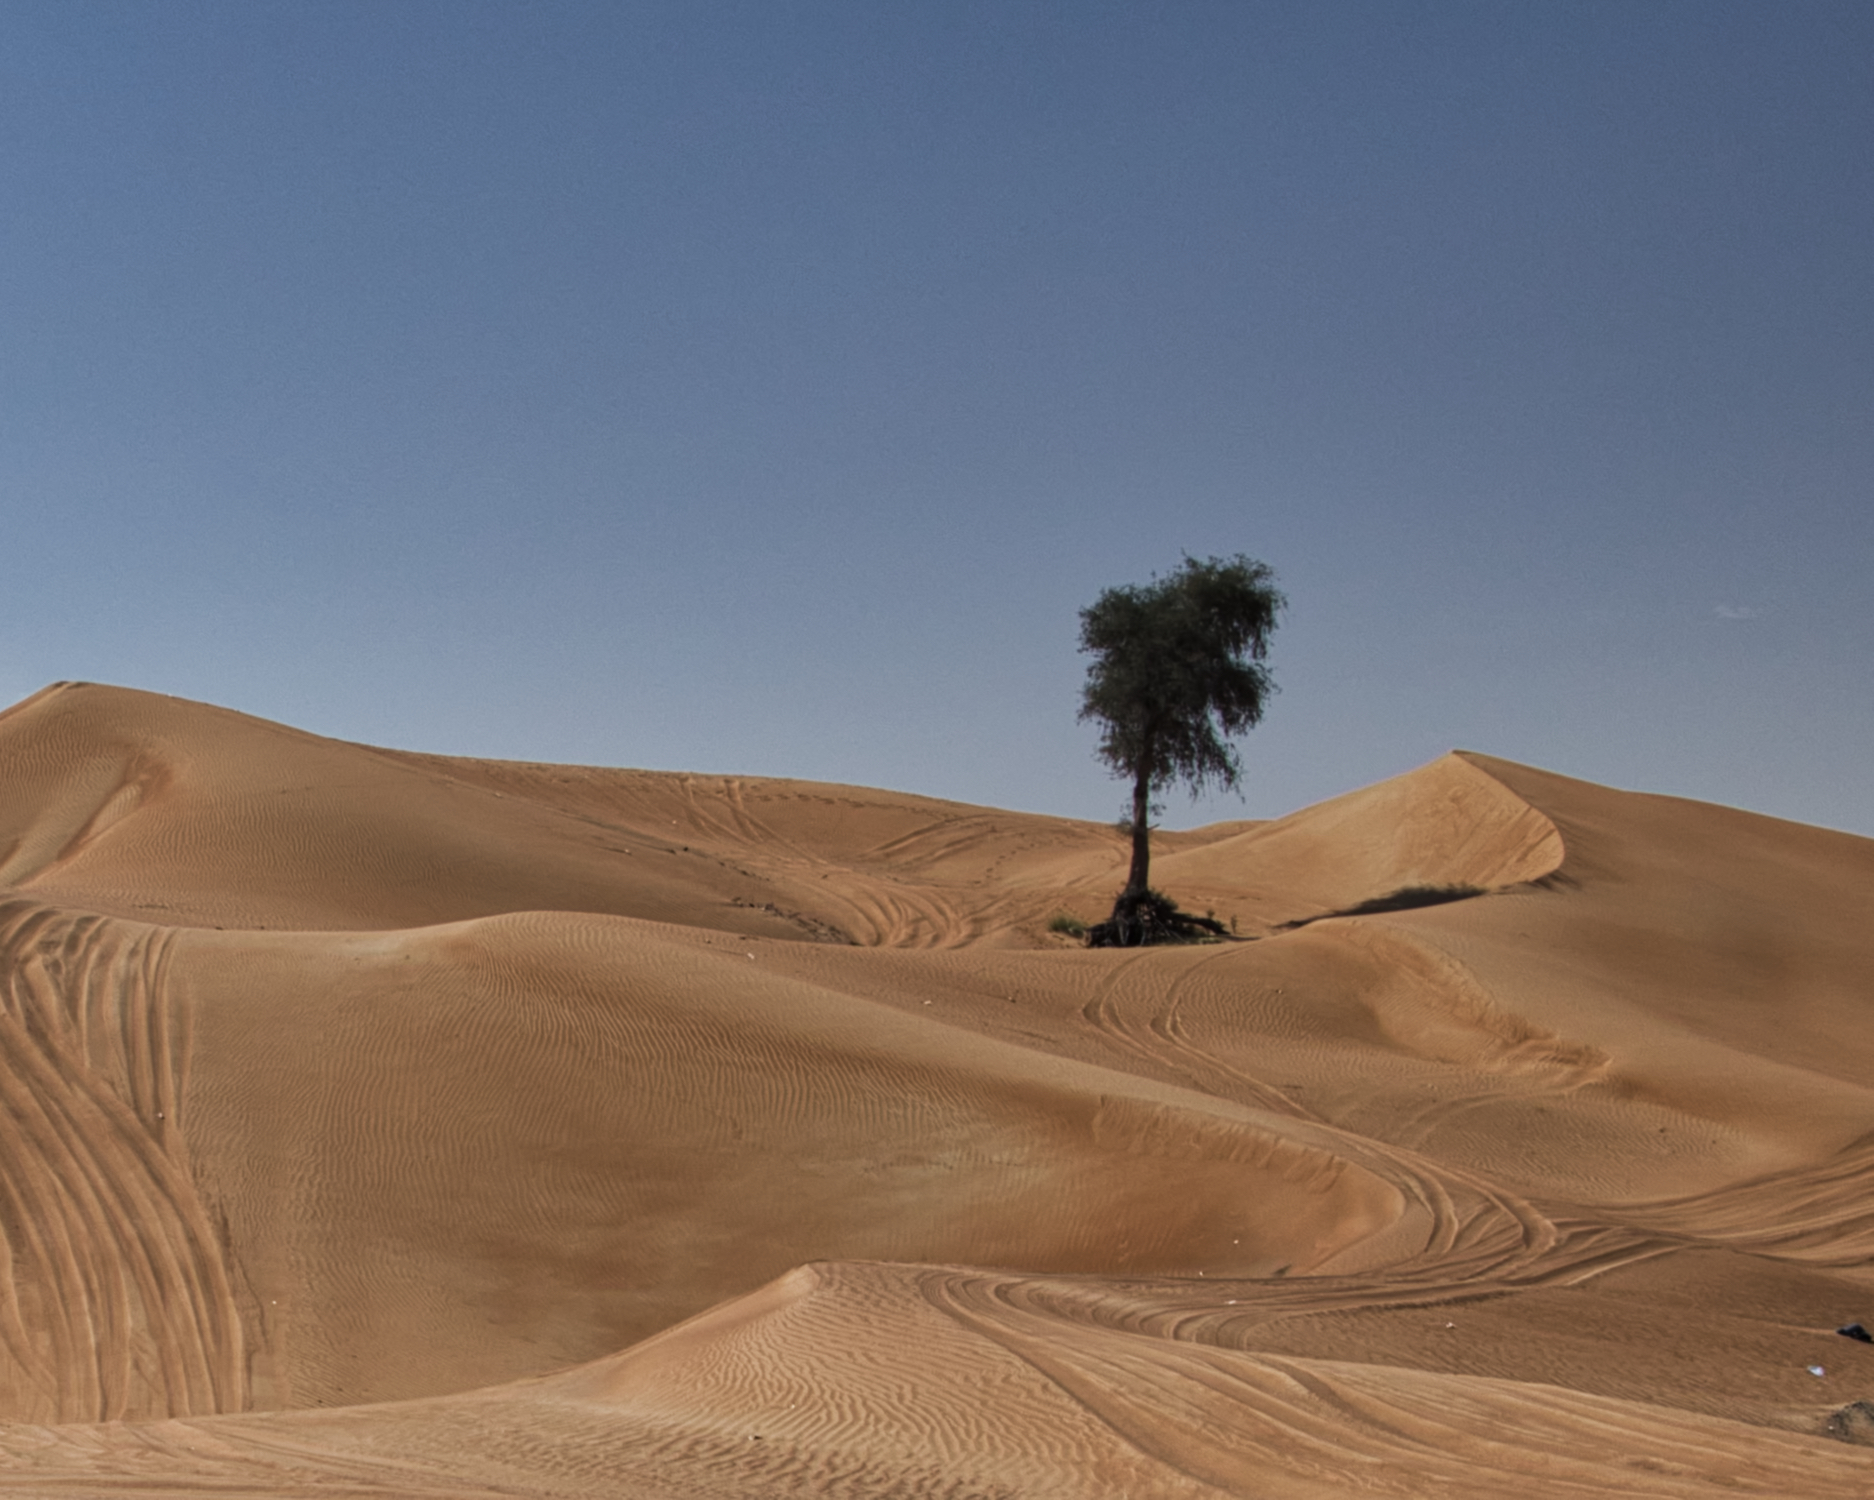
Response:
[0,680,1868,1496]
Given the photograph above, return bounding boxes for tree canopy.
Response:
[1078,554,1283,940]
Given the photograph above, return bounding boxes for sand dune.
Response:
[0,680,1870,1494]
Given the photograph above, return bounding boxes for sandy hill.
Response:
[0,680,1869,1496]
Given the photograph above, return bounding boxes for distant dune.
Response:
[0,680,1870,1495]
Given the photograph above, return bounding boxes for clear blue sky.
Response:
[4,2,1870,834]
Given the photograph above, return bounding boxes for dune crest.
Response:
[0,684,1869,1495]
[1145,751,1564,931]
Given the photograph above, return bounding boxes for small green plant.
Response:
[1278,883,1488,930]
[1047,913,1088,938]
[1340,883,1486,916]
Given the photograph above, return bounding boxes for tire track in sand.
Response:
[1076,944,1667,1304]
[0,900,244,1421]
[673,777,988,948]
[1586,1131,1874,1265]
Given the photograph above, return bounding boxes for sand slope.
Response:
[0,682,1870,1494]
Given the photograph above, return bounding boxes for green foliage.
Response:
[1078,554,1284,803]
[1046,912,1088,938]
[1079,553,1283,906]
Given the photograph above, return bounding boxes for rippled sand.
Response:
[0,681,1868,1496]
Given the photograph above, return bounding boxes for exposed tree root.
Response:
[1085,888,1229,948]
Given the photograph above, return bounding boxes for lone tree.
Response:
[1078,554,1283,945]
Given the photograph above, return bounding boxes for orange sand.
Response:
[0,680,1869,1495]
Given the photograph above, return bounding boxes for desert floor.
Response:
[0,680,1867,1496]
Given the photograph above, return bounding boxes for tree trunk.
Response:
[1124,765,1151,896]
